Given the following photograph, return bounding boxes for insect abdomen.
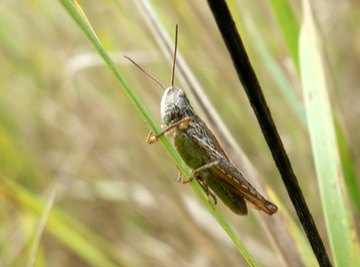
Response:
[174,129,248,215]
[206,176,248,215]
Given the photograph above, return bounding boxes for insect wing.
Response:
[191,132,277,215]
[211,158,277,215]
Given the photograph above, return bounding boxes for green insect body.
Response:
[153,86,277,215]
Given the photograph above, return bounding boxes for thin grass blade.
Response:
[58,0,262,265]
[299,1,360,266]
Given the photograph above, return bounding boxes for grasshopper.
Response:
[126,25,277,215]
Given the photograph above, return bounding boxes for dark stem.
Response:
[206,1,332,266]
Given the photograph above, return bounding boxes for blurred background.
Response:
[0,0,359,266]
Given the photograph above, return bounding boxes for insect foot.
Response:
[146,130,158,144]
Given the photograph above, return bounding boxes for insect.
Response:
[126,25,277,215]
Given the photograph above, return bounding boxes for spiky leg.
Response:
[146,117,192,144]
[177,170,218,204]
[183,160,220,183]
[182,160,220,204]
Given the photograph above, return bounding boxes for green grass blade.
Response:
[269,0,360,215]
[0,178,127,267]
[59,0,157,132]
[335,121,360,213]
[269,0,299,69]
[242,13,306,124]
[299,1,360,266]
[58,0,262,265]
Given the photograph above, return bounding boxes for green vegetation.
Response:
[1,1,359,266]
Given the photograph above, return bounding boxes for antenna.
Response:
[170,24,179,88]
[124,55,166,90]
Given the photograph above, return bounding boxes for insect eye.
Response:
[178,90,185,97]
